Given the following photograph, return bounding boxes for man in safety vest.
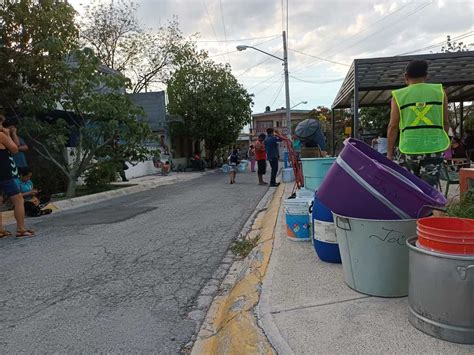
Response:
[387,60,450,187]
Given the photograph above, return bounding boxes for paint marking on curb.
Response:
[192,185,285,355]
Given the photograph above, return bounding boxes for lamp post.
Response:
[291,101,308,109]
[237,31,291,137]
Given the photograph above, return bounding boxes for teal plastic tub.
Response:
[301,157,336,191]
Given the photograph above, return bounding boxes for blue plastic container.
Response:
[314,240,342,263]
[311,194,341,263]
[301,157,336,191]
[313,194,333,222]
[283,151,289,168]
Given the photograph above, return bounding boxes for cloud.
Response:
[69,0,474,112]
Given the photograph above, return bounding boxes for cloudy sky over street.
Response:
[71,0,473,113]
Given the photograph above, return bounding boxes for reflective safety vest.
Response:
[392,83,450,155]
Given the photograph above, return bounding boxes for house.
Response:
[251,106,311,137]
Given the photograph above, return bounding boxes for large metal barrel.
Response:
[407,237,474,344]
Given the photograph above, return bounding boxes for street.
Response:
[0,172,268,353]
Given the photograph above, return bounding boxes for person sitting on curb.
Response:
[17,167,52,217]
[0,123,35,238]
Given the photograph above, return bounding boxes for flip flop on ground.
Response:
[16,229,36,238]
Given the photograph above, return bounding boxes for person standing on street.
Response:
[0,122,35,238]
[265,128,281,187]
[255,133,268,185]
[248,144,256,172]
[387,60,450,187]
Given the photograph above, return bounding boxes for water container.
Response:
[417,217,474,254]
[283,150,289,168]
[222,164,231,173]
[238,160,248,172]
[334,213,416,297]
[311,196,341,263]
[317,139,446,220]
[296,188,315,199]
[407,237,474,344]
[301,157,336,191]
[282,168,295,182]
[284,199,311,242]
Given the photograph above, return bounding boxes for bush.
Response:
[447,191,474,219]
[84,161,118,191]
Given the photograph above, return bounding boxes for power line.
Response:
[218,0,230,63]
[398,31,474,55]
[288,49,350,66]
[196,34,279,43]
[327,1,432,59]
[289,1,423,74]
[290,75,344,84]
[202,0,219,43]
[322,0,416,59]
[270,81,285,106]
[210,36,280,59]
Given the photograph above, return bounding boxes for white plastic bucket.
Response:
[282,168,295,182]
[284,199,311,242]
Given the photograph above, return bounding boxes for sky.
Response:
[70,0,473,114]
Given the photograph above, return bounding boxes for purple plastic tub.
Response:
[317,139,446,220]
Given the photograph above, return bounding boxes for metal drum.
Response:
[407,237,474,344]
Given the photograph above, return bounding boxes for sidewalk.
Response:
[257,183,473,354]
[0,171,209,226]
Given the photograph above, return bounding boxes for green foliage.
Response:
[84,161,119,190]
[441,35,472,53]
[19,48,152,197]
[79,0,197,93]
[447,191,474,219]
[0,0,78,109]
[231,235,260,258]
[167,57,253,161]
[360,106,390,133]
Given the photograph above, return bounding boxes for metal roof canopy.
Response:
[331,51,474,143]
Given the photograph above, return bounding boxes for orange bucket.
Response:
[417,217,474,254]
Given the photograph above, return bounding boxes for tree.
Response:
[441,35,472,53]
[167,58,253,165]
[21,48,152,197]
[79,0,196,93]
[0,0,78,109]
[360,106,390,133]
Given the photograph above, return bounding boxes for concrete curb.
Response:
[256,183,295,355]
[191,185,285,354]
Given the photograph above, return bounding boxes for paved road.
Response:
[0,171,268,353]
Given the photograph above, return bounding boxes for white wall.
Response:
[125,160,158,179]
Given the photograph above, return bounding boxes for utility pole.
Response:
[282,30,291,138]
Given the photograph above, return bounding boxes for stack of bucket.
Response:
[317,139,446,298]
[407,217,474,344]
[300,156,340,263]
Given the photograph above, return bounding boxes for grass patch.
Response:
[447,191,474,219]
[231,235,261,258]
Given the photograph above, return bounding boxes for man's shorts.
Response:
[257,159,266,175]
[0,178,21,197]
[399,152,444,187]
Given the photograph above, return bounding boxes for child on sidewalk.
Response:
[17,167,52,217]
[228,149,240,184]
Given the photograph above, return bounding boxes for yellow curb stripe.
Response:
[193,185,285,355]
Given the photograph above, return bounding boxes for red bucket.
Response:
[417,217,474,254]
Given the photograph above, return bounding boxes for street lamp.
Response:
[291,101,308,109]
[237,31,291,137]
